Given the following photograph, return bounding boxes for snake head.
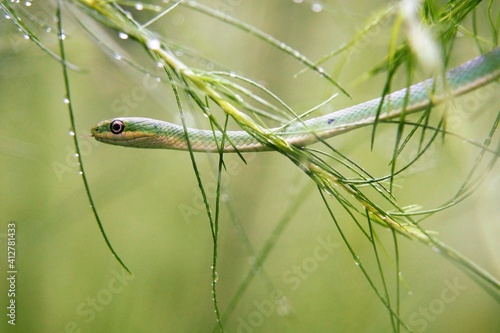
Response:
[90,117,159,148]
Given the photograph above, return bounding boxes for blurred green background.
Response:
[0,1,499,332]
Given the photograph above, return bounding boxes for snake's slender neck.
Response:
[92,48,500,152]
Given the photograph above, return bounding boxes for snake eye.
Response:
[110,120,125,134]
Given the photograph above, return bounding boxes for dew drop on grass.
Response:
[354,255,361,266]
[118,32,129,40]
[69,131,75,136]
[311,2,323,12]
[114,53,122,61]
[317,67,326,77]
[147,38,161,50]
[63,98,70,104]
[135,3,144,11]
[124,11,133,20]
[23,34,30,40]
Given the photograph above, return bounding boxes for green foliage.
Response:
[1,1,498,332]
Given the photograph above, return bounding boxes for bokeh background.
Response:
[0,1,499,332]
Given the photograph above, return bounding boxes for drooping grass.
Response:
[3,1,499,332]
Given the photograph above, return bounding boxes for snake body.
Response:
[91,48,500,152]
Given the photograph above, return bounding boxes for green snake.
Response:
[91,48,500,152]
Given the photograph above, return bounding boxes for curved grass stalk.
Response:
[162,63,224,331]
[213,184,314,332]
[172,0,350,96]
[294,3,398,78]
[55,0,131,274]
[17,0,498,331]
[319,190,412,332]
[0,1,80,71]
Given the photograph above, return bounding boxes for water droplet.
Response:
[354,255,361,266]
[74,153,79,157]
[174,49,184,56]
[59,33,66,40]
[69,131,75,136]
[118,32,129,40]
[45,27,52,33]
[311,2,323,12]
[124,11,133,20]
[229,71,236,78]
[135,3,144,10]
[23,34,30,40]
[114,53,122,61]
[63,98,70,104]
[156,61,164,68]
[78,171,83,175]
[147,38,161,50]
[213,272,219,283]
[25,1,32,6]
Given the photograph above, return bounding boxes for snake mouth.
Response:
[90,127,99,138]
[90,123,108,139]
